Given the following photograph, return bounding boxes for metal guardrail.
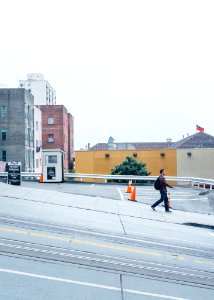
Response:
[0,172,214,189]
[64,173,214,189]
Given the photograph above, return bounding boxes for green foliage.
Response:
[111,156,150,178]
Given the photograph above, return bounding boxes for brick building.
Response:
[38,105,74,170]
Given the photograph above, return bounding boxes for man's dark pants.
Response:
[151,191,169,211]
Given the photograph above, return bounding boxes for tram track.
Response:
[0,214,213,260]
[0,236,213,290]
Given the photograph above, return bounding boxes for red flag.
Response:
[196,124,204,132]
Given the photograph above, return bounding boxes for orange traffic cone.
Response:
[126,180,132,193]
[39,173,43,183]
[168,192,171,208]
[129,186,137,202]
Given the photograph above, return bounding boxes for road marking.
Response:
[0,227,161,257]
[124,288,191,299]
[1,241,213,280]
[73,239,161,256]
[194,260,204,264]
[2,215,213,249]
[0,227,70,242]
[0,268,191,300]
[117,188,124,202]
[209,232,214,237]
[90,184,95,187]
[168,198,208,202]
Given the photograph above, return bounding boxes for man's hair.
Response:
[160,168,165,174]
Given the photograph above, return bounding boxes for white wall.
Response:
[19,75,56,105]
[34,106,42,172]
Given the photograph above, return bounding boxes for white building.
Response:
[34,106,42,173]
[19,73,56,105]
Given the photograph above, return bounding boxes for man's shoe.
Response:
[151,206,156,211]
[165,210,172,213]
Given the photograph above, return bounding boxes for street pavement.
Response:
[0,182,214,299]
[1,182,214,228]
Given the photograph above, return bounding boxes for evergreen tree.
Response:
[111,156,150,181]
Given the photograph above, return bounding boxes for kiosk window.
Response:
[45,155,57,164]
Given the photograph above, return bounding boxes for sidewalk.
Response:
[1,182,214,231]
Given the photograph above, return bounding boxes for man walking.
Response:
[151,169,173,212]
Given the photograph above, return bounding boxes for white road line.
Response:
[90,184,95,187]
[117,188,124,202]
[124,288,191,300]
[0,268,191,300]
[209,232,214,237]
[135,197,208,202]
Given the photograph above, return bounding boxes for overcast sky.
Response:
[0,0,213,150]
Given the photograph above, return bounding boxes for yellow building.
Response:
[75,148,177,178]
[75,133,214,182]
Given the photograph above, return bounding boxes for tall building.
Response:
[0,88,35,171]
[38,105,74,170]
[19,73,56,105]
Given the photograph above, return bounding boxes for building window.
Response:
[48,134,54,143]
[0,150,6,161]
[28,128,31,145]
[25,105,28,119]
[25,128,28,142]
[48,116,54,125]
[1,129,6,140]
[36,159,39,169]
[30,129,34,143]
[28,149,31,168]
[36,121,39,131]
[0,106,7,117]
[36,140,40,152]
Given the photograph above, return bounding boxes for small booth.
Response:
[42,149,65,183]
[7,162,22,185]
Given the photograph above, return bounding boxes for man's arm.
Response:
[160,177,173,188]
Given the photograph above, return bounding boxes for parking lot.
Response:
[20,181,214,215]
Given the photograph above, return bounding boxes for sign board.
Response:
[47,166,56,180]
[7,162,21,185]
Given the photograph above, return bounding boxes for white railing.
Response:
[63,173,214,189]
[0,172,214,189]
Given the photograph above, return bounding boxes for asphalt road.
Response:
[21,181,214,215]
[0,220,214,300]
[0,182,214,299]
